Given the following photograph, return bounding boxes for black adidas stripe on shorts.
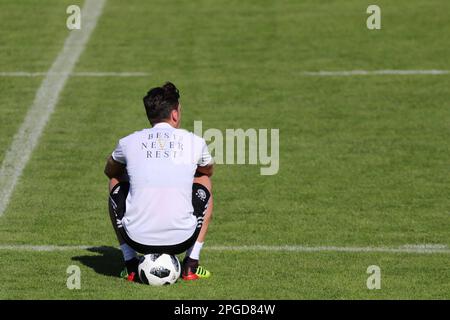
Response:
[108,181,210,255]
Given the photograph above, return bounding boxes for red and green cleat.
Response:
[182,265,211,280]
[120,268,138,282]
[120,257,140,282]
[182,258,211,280]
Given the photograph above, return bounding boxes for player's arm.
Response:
[104,155,126,180]
[104,155,128,192]
[196,137,214,177]
[196,163,214,177]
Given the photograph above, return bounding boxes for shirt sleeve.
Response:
[111,139,126,164]
[197,138,213,167]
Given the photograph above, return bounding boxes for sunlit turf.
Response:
[0,0,449,299]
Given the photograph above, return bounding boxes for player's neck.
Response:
[153,120,178,128]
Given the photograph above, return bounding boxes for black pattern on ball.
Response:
[148,253,162,262]
[150,266,171,278]
[140,270,149,284]
[170,255,180,273]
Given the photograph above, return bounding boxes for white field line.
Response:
[302,70,450,76]
[206,244,450,254]
[0,71,150,77]
[0,0,106,217]
[0,244,448,254]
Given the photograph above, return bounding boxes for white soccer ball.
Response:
[138,253,181,286]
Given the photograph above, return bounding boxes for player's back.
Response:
[112,122,209,246]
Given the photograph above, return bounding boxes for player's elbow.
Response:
[196,165,214,177]
[104,168,111,179]
[104,155,122,179]
[204,167,213,177]
[104,165,114,179]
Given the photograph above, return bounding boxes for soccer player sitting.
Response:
[104,82,213,282]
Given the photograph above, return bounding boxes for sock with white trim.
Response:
[187,241,204,261]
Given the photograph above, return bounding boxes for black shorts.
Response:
[108,182,210,255]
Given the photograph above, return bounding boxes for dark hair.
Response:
[143,82,180,125]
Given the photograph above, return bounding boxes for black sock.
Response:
[184,256,199,270]
[125,257,139,274]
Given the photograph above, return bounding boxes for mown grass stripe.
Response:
[302,70,450,76]
[1,70,447,77]
[0,244,448,254]
[0,71,150,77]
[0,0,106,217]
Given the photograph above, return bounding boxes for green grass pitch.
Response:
[0,0,449,299]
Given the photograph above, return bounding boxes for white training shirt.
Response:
[111,122,213,246]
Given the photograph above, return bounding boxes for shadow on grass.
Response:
[72,246,123,278]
